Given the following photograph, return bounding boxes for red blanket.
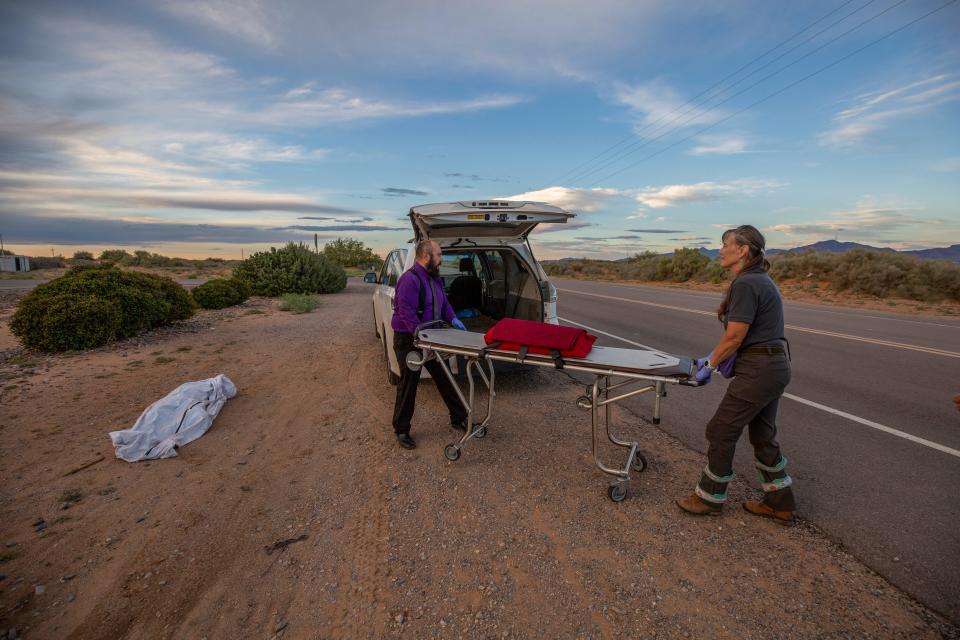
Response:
[483,318,596,368]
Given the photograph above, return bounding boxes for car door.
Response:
[377,250,408,376]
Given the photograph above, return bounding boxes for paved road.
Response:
[553,278,960,623]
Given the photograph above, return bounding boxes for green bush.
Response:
[233,242,347,296]
[10,266,195,352]
[227,277,251,300]
[72,251,94,260]
[28,255,66,269]
[279,293,320,313]
[322,237,383,268]
[98,249,130,263]
[191,278,249,309]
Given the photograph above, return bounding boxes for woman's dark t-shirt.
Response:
[724,270,785,347]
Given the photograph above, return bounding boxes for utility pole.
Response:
[314,233,319,254]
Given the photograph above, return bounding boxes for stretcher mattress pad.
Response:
[417,329,695,378]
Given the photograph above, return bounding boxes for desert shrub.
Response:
[27,255,66,269]
[544,249,960,302]
[227,277,251,300]
[10,266,195,352]
[191,278,249,309]
[278,293,320,313]
[544,249,723,284]
[322,237,383,268]
[233,242,346,296]
[98,249,130,263]
[72,251,94,260]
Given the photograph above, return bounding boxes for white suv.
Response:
[367,200,574,384]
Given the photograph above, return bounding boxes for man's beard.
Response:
[426,261,440,277]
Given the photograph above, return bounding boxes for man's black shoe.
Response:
[396,433,416,449]
[451,420,467,433]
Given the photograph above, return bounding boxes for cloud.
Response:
[156,0,675,78]
[161,0,280,50]
[0,213,335,245]
[382,187,429,197]
[530,220,594,234]
[633,178,784,208]
[670,236,712,242]
[298,216,375,222]
[500,186,624,212]
[766,199,942,241]
[627,228,686,234]
[162,134,331,166]
[573,235,642,241]
[818,75,960,150]
[688,135,748,156]
[277,224,405,232]
[613,80,724,134]
[932,156,960,172]
[256,89,525,127]
[443,172,509,183]
[0,171,364,215]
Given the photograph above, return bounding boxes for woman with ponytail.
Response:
[676,225,797,523]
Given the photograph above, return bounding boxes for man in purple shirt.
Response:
[391,239,468,449]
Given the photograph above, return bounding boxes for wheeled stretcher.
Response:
[409,322,703,502]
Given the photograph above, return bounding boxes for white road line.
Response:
[558,288,960,359]
[557,279,960,328]
[558,316,960,460]
[781,393,960,459]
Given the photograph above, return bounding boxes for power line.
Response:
[586,0,957,187]
[567,0,886,185]
[544,0,863,188]
[580,0,913,185]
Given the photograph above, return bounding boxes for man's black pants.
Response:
[392,332,468,435]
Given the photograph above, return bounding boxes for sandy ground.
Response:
[1,282,957,639]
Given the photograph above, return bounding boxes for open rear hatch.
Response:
[409,200,575,241]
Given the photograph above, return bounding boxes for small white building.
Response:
[0,255,30,272]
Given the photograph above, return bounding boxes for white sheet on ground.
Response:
[109,374,237,462]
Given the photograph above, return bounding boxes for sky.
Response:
[0,0,958,260]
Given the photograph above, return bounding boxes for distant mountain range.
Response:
[555,241,960,263]
[728,240,959,262]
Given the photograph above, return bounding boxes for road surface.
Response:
[554,278,960,623]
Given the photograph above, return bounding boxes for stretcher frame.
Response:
[409,321,702,501]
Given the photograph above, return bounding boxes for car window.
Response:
[379,251,394,285]
[387,252,403,287]
[482,251,505,282]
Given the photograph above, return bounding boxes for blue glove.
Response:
[694,354,713,384]
[451,318,466,331]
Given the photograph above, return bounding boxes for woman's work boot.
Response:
[676,494,722,516]
[743,500,794,525]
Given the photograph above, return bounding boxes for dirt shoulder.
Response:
[1,283,956,639]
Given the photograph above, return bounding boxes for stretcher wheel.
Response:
[473,426,487,439]
[632,453,648,473]
[576,396,592,411]
[444,444,461,461]
[607,482,628,502]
